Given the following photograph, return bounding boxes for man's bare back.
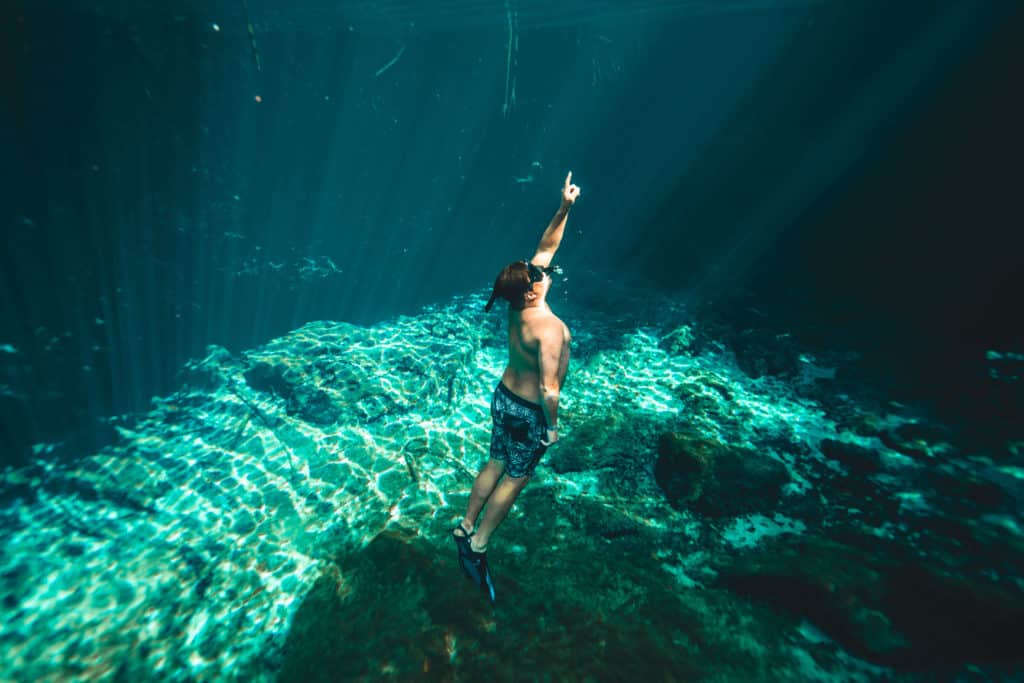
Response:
[501,307,571,405]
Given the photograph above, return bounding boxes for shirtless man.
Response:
[452,171,580,601]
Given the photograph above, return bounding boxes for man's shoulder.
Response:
[529,313,568,341]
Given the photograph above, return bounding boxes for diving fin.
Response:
[453,528,496,604]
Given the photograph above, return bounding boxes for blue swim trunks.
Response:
[489,382,549,478]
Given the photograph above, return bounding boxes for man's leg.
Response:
[459,458,505,533]
[471,473,531,551]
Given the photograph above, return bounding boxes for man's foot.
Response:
[452,522,474,561]
[469,537,487,553]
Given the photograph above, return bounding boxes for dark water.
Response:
[1,1,1022,681]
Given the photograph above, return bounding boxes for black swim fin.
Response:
[453,529,496,604]
[468,548,496,604]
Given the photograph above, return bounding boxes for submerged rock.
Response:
[244,362,338,426]
[925,468,1008,510]
[715,536,907,662]
[232,511,257,536]
[819,438,883,475]
[654,431,789,517]
[715,534,1024,668]
[547,413,664,489]
[178,345,237,391]
[879,421,956,461]
[653,431,715,505]
[660,324,695,355]
[673,370,736,411]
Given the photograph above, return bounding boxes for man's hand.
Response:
[533,171,579,267]
[540,428,559,447]
[561,171,581,208]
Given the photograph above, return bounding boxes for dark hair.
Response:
[484,261,532,312]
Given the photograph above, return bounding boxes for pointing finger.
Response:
[564,171,572,189]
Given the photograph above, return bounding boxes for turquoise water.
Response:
[2,4,1022,679]
[2,283,1020,681]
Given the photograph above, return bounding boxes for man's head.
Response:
[484,261,554,312]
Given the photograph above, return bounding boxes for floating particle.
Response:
[374,44,406,78]
[211,23,220,32]
[254,94,262,103]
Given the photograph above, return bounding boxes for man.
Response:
[453,171,580,602]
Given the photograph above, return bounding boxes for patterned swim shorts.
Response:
[489,382,549,478]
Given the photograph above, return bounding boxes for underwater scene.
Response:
[2,1,1022,682]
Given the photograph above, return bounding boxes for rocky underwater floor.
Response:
[0,283,1022,682]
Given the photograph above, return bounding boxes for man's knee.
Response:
[503,471,532,492]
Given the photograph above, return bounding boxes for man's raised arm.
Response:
[531,171,581,268]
